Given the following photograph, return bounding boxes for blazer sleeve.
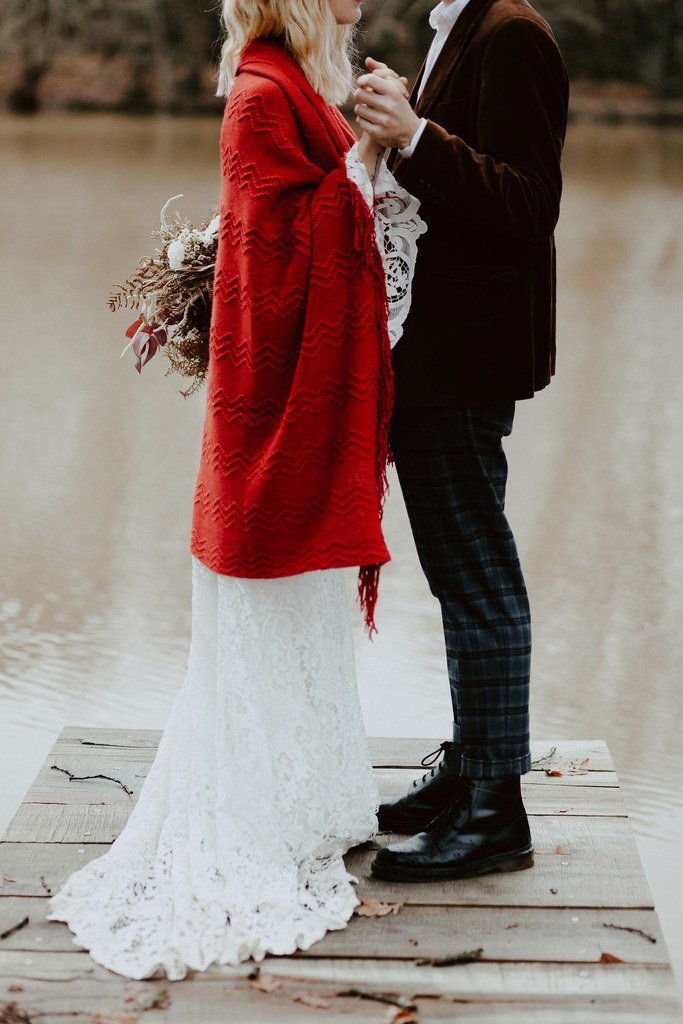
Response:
[397,16,570,242]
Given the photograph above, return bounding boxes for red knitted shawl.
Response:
[190,38,393,633]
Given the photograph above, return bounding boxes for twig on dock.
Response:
[292,993,332,1009]
[531,746,557,767]
[0,917,29,941]
[414,948,483,967]
[337,989,417,1011]
[78,740,144,749]
[603,922,658,944]
[50,764,133,796]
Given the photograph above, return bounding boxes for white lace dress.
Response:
[46,147,427,981]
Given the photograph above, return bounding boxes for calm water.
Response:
[1,115,682,986]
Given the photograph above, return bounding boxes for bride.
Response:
[47,0,426,980]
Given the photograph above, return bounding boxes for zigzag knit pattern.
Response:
[190,39,394,633]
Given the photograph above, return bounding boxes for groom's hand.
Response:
[354,59,421,150]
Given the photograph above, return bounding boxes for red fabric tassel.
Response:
[358,563,382,639]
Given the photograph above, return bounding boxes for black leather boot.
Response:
[371,774,533,881]
[377,740,464,833]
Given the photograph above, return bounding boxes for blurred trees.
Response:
[0,0,218,112]
[0,0,681,112]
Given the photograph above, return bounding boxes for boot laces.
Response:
[412,741,452,788]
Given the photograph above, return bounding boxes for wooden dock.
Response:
[1,727,681,1023]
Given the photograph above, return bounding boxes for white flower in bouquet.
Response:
[167,238,187,271]
[201,216,220,246]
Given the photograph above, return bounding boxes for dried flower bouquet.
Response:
[110,195,218,397]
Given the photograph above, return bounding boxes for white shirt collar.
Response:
[429,0,471,34]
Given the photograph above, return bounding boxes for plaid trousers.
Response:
[390,403,532,778]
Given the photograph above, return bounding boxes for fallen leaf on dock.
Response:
[568,757,590,774]
[124,987,171,1012]
[545,768,563,776]
[554,845,563,854]
[142,988,171,1010]
[1,1003,39,1024]
[599,951,625,964]
[251,974,283,994]
[293,993,332,1009]
[384,1008,419,1024]
[92,1013,139,1024]
[354,898,402,918]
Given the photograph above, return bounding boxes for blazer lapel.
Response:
[413,0,497,117]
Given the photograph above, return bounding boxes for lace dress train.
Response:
[47,561,380,979]
[46,153,426,980]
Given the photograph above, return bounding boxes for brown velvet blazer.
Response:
[387,0,570,408]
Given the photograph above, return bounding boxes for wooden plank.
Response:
[377,769,626,814]
[2,803,132,844]
[304,906,668,964]
[13,765,626,819]
[368,737,616,773]
[1,959,681,1024]
[0,949,679,998]
[55,726,162,748]
[25,757,151,805]
[28,755,619,807]
[0,896,668,963]
[351,831,652,910]
[52,727,616,772]
[0,816,653,908]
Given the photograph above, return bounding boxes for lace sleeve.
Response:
[345,143,428,348]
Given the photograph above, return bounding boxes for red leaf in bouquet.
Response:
[132,330,158,373]
[125,317,144,339]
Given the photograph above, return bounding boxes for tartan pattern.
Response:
[390,404,533,778]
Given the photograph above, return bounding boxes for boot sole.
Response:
[370,845,534,882]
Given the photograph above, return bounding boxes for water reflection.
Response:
[1,114,683,977]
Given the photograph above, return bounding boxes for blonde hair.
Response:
[216,0,356,106]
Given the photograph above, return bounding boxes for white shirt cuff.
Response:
[398,118,428,159]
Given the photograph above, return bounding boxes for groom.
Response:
[354,0,569,880]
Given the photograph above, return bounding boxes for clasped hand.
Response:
[354,57,421,151]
